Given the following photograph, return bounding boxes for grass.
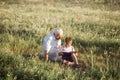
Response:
[0,0,120,80]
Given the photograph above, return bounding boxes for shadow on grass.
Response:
[71,22,120,38]
[73,37,120,54]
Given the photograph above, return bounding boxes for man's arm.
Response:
[43,37,52,61]
[58,52,63,56]
[45,50,49,61]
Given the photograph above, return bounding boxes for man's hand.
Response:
[58,52,63,56]
[45,51,49,61]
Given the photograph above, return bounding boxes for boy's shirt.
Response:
[59,45,75,53]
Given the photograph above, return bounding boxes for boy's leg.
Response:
[71,53,81,68]
[71,53,79,65]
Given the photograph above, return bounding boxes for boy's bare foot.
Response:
[62,60,67,64]
[67,61,74,66]
[62,60,73,66]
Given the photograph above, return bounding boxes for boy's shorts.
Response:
[62,52,73,62]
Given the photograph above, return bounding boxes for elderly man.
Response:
[42,28,63,61]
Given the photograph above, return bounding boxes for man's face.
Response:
[55,34,62,40]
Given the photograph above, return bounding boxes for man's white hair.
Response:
[54,28,63,35]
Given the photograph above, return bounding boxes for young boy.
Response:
[59,37,80,68]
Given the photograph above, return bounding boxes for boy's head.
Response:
[65,37,72,46]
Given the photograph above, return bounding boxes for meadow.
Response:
[0,0,120,80]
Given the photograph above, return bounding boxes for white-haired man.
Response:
[42,28,63,61]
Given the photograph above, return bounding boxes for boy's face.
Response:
[66,40,72,46]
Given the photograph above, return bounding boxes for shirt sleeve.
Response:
[72,46,75,52]
[43,38,52,52]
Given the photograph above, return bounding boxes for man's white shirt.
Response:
[43,32,61,55]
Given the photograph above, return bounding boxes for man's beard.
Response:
[56,37,60,40]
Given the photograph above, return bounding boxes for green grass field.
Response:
[0,0,120,80]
